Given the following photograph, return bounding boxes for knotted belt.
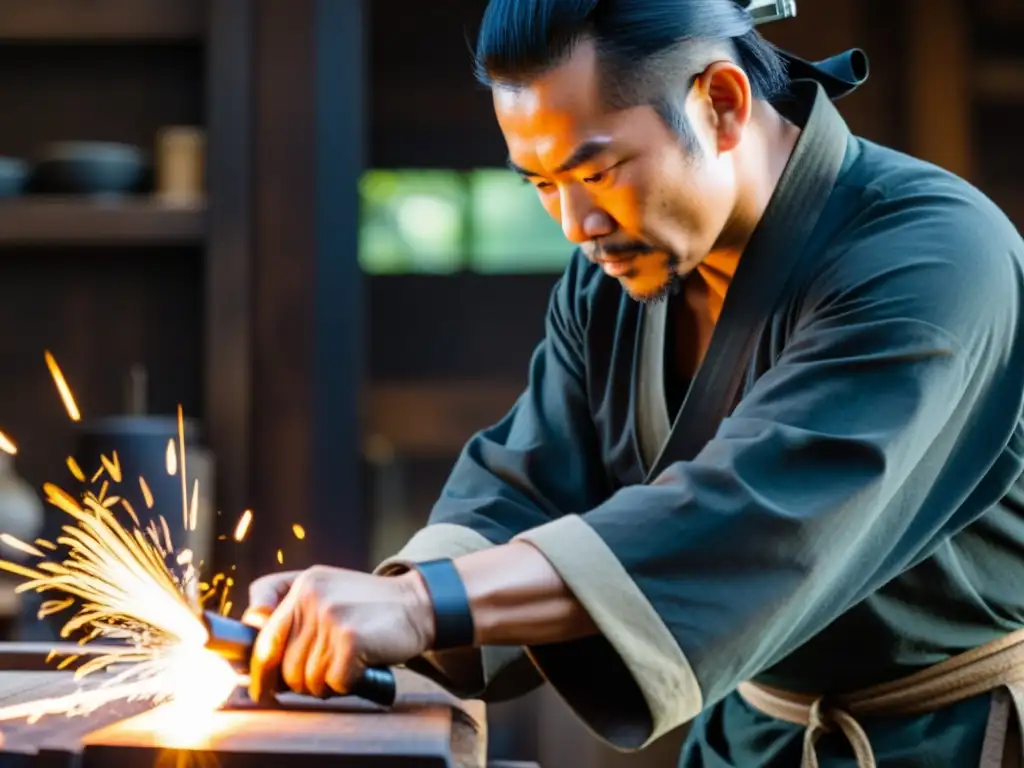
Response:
[737,627,1024,767]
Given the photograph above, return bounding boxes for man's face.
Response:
[493,39,744,302]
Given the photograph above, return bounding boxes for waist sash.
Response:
[738,628,1024,767]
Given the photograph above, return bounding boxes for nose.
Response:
[559,186,614,244]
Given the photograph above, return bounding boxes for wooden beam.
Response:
[205,0,254,588]
[0,0,204,42]
[905,0,972,178]
[249,0,368,574]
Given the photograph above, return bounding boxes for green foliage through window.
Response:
[359,169,572,275]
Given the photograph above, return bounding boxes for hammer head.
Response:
[200,610,258,674]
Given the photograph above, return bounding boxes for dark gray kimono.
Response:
[377,81,1024,766]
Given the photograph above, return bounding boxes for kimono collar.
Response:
[639,77,854,479]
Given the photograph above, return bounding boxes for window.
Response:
[467,169,570,273]
[359,171,467,274]
[359,169,571,275]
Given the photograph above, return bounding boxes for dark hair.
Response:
[474,0,789,144]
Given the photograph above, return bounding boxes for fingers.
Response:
[249,586,298,704]
[281,611,314,695]
[325,630,358,696]
[304,619,331,698]
[243,570,301,627]
[240,606,271,630]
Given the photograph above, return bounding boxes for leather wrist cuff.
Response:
[408,558,476,651]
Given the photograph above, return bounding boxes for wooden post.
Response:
[206,0,255,590]
[248,0,369,576]
[905,0,973,178]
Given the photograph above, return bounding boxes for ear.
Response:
[693,61,753,154]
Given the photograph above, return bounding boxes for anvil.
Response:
[200,610,397,707]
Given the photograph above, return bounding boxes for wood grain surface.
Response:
[0,649,487,768]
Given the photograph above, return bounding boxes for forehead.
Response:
[492,40,615,165]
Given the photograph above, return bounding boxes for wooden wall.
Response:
[0,14,206,511]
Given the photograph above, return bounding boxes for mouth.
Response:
[598,254,640,278]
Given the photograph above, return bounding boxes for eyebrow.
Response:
[507,138,613,178]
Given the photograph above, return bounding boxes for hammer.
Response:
[200,610,398,707]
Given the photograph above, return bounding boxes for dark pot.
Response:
[33,141,145,196]
[0,157,28,198]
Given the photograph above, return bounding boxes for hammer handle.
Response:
[276,665,397,707]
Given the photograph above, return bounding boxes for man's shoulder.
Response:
[839,138,1020,250]
[811,139,1024,319]
[786,139,1024,357]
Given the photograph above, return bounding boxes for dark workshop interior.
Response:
[0,0,1020,766]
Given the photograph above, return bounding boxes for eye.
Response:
[583,161,622,185]
[520,176,554,191]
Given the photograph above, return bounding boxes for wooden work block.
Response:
[81,668,486,768]
[80,671,483,768]
[0,651,488,768]
[0,669,155,768]
[82,706,457,767]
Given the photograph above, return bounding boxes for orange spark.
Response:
[188,479,199,532]
[177,405,188,532]
[233,510,252,542]
[0,533,44,559]
[100,453,122,483]
[165,440,177,476]
[159,517,172,553]
[44,351,81,422]
[38,597,74,618]
[292,524,306,540]
[121,499,140,528]
[66,457,86,482]
[139,477,154,509]
[0,430,16,456]
[276,550,284,565]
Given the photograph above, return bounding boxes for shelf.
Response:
[0,0,204,42]
[0,197,206,247]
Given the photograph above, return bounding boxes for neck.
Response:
[693,104,801,316]
[714,102,802,257]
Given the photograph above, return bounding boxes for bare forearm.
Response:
[451,541,598,646]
